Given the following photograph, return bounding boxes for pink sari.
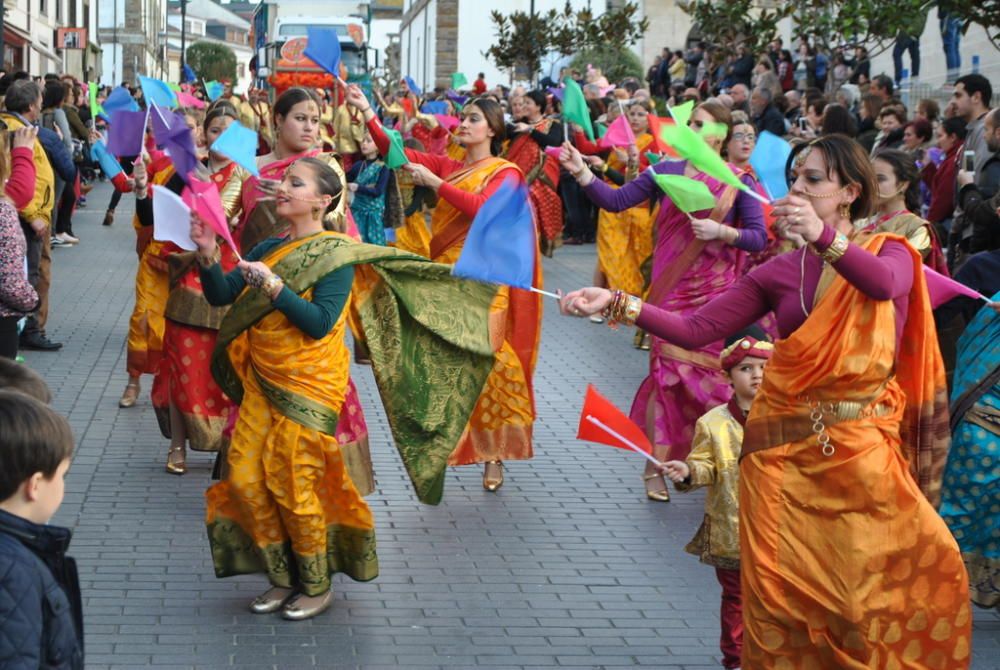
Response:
[629,171,742,461]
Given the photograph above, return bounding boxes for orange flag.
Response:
[577,384,653,456]
[646,115,678,158]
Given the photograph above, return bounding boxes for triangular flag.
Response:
[654,174,717,213]
[102,86,139,115]
[205,80,225,102]
[182,63,197,84]
[562,77,593,141]
[451,72,468,89]
[105,110,147,157]
[384,127,409,169]
[177,91,205,109]
[645,151,662,165]
[577,384,652,455]
[210,121,261,177]
[403,76,422,96]
[547,86,565,102]
[90,140,123,179]
[421,101,448,115]
[646,115,678,158]
[447,93,468,108]
[138,75,178,109]
[660,122,751,195]
[88,82,102,120]
[182,175,238,253]
[598,114,636,149]
[668,100,694,128]
[749,130,792,200]
[152,107,200,184]
[304,26,342,77]
[433,114,460,132]
[151,184,196,250]
[452,177,535,289]
[924,266,988,309]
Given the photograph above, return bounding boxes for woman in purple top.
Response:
[560,100,767,502]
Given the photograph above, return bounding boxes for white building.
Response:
[164,0,253,91]
[98,0,168,86]
[2,0,101,79]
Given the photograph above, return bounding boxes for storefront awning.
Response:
[3,26,30,48]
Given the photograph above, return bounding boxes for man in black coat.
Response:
[751,87,787,138]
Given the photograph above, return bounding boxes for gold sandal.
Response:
[118,380,140,408]
[483,460,504,491]
[165,446,187,475]
[643,473,670,502]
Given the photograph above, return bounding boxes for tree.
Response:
[938,0,1000,50]
[485,2,649,84]
[678,0,793,69]
[186,42,238,84]
[792,0,932,58]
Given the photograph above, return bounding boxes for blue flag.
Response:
[421,101,448,115]
[749,130,792,200]
[103,86,140,115]
[210,121,261,177]
[138,75,178,109]
[304,27,342,77]
[182,64,197,83]
[452,177,535,290]
[403,76,422,96]
[205,80,224,102]
[90,140,123,179]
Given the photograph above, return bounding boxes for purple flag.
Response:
[547,86,565,102]
[150,105,199,184]
[105,110,146,157]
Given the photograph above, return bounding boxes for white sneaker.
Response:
[589,315,605,323]
[61,233,80,244]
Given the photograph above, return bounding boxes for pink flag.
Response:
[544,146,563,161]
[924,266,987,308]
[433,114,460,131]
[176,91,206,109]
[598,114,636,149]
[182,174,239,256]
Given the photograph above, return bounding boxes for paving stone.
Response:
[22,182,1000,668]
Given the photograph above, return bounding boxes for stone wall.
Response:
[435,0,458,89]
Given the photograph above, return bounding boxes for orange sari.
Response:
[430,158,542,465]
[740,234,969,668]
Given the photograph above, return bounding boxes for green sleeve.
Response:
[271,266,355,340]
[200,239,280,306]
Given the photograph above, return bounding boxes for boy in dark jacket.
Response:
[0,388,82,669]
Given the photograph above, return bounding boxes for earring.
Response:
[311,206,322,219]
[839,201,851,220]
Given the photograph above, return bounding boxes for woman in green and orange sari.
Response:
[236,86,375,493]
[196,157,497,620]
[563,135,970,667]
[347,85,542,492]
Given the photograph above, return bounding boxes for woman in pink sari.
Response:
[227,86,375,494]
[560,100,767,501]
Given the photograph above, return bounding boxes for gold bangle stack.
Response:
[261,273,284,296]
[811,231,849,264]
[197,247,221,268]
[601,290,642,329]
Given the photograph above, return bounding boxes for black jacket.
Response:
[753,104,786,138]
[0,509,83,669]
[959,153,1000,254]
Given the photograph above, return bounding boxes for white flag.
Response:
[151,184,196,251]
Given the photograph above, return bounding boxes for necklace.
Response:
[798,246,812,318]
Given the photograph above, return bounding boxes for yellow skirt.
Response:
[393,211,432,258]
[126,242,170,377]
[596,204,652,295]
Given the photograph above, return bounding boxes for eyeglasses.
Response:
[732,132,756,142]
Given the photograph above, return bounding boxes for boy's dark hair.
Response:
[0,390,74,501]
[0,358,51,402]
[724,324,769,349]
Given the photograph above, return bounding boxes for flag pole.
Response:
[584,416,661,466]
[529,286,560,300]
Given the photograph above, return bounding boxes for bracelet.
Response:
[811,231,849,264]
[261,273,284,296]
[197,246,220,268]
[601,290,642,329]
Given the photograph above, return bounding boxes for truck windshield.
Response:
[342,48,366,77]
[278,23,349,38]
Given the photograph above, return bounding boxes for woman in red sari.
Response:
[345,85,542,491]
[236,86,375,494]
[506,90,564,257]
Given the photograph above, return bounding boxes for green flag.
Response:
[669,100,694,127]
[384,127,409,169]
[699,121,728,139]
[645,151,662,166]
[167,82,182,93]
[653,174,717,213]
[88,81,102,120]
[562,77,594,141]
[451,72,468,89]
[660,122,748,194]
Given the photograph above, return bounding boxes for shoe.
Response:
[165,445,187,475]
[589,315,605,324]
[61,233,80,244]
[281,591,332,620]
[483,460,504,491]
[643,473,670,502]
[50,236,67,248]
[119,380,140,408]
[249,586,295,614]
[19,332,63,351]
[102,210,114,226]
[53,233,78,246]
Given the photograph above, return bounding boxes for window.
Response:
[39,0,47,16]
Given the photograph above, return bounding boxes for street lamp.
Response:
[180,0,187,79]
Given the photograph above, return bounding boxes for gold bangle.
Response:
[816,232,849,263]
[621,294,642,326]
[261,273,284,295]
[197,246,221,268]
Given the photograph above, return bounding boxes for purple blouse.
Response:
[582,161,769,253]
[636,225,914,351]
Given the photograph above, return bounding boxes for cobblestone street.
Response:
[23,182,1000,669]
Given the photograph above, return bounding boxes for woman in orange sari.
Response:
[346,85,542,491]
[236,86,375,495]
[506,90,564,257]
[562,135,970,668]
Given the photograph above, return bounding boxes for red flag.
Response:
[577,384,652,454]
[182,174,239,256]
[924,266,987,308]
[646,115,679,158]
